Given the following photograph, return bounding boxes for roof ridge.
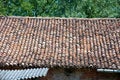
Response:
[0,16,119,19]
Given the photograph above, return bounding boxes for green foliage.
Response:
[0,0,119,18]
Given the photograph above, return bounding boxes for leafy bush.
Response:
[0,0,119,17]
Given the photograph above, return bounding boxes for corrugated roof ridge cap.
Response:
[0,16,119,20]
[0,68,49,71]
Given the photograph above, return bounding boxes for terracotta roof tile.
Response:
[0,16,120,69]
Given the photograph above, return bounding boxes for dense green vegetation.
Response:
[0,0,120,18]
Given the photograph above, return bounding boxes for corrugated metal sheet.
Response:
[0,68,49,80]
[97,69,120,73]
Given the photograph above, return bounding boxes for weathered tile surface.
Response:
[0,16,120,69]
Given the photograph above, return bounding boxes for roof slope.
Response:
[0,16,120,69]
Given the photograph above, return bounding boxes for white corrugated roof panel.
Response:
[0,68,49,80]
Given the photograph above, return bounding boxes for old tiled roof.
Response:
[0,16,120,69]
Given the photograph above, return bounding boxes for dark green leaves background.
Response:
[0,0,120,18]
